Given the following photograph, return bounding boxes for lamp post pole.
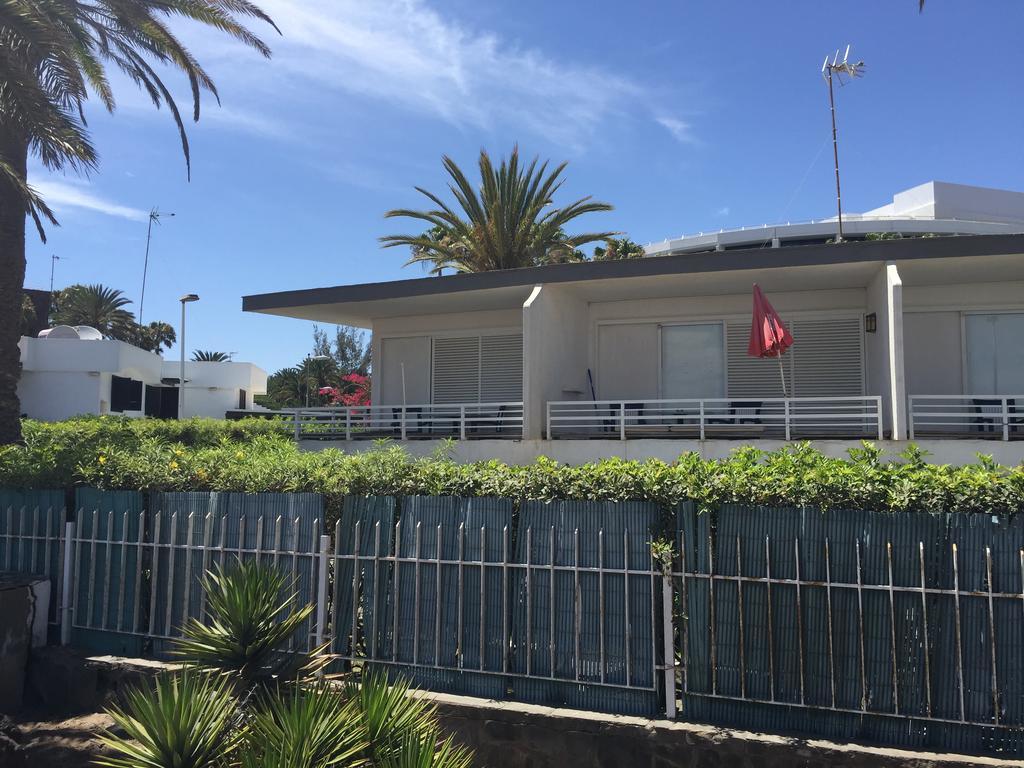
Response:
[305,354,331,408]
[178,294,199,418]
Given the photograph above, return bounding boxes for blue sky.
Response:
[23,0,1024,373]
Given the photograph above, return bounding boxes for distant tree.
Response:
[381,147,617,274]
[313,325,371,374]
[592,237,646,260]
[51,284,134,337]
[261,367,304,409]
[20,295,36,336]
[126,321,176,353]
[193,350,232,362]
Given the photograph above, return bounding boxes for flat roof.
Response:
[242,233,1024,325]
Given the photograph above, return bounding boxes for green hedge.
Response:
[2,417,1023,518]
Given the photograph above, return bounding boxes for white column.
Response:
[522,286,545,439]
[886,262,907,441]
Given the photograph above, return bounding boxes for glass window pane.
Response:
[966,315,997,394]
[660,323,725,399]
[994,314,1024,394]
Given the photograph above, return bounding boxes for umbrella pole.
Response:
[777,354,787,399]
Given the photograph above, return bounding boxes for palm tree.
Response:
[381,147,617,275]
[592,237,646,260]
[0,1,278,444]
[192,350,232,362]
[51,284,135,337]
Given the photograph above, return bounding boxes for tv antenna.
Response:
[49,254,64,294]
[139,207,175,326]
[822,45,865,243]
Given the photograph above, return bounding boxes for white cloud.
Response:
[655,115,697,145]
[33,180,148,222]
[187,0,654,150]
[716,206,730,216]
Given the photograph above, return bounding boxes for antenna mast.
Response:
[822,45,865,243]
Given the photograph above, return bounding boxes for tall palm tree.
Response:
[51,283,135,337]
[381,147,617,275]
[192,350,232,362]
[0,1,277,444]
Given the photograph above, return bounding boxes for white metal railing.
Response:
[547,397,883,441]
[287,402,524,441]
[908,395,1024,441]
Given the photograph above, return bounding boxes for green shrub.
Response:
[2,418,1023,518]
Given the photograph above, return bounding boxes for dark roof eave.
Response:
[242,233,1024,313]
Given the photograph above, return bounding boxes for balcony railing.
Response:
[288,402,524,441]
[908,395,1024,441]
[547,397,883,441]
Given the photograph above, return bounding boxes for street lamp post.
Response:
[304,355,331,408]
[178,294,200,418]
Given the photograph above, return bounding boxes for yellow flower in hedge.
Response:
[98,455,107,465]
[169,460,179,470]
[235,451,244,459]
[173,448,184,457]
[196,467,208,479]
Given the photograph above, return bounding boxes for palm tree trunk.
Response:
[0,123,29,445]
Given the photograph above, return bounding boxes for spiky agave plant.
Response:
[96,671,240,768]
[347,671,472,768]
[172,559,321,689]
[238,682,367,768]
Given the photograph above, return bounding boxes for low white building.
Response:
[17,331,268,421]
[243,181,1024,465]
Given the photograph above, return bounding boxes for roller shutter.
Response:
[432,334,523,404]
[726,316,863,397]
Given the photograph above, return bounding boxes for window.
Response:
[431,334,523,404]
[660,323,725,399]
[238,389,247,409]
[110,375,143,412]
[966,313,1024,395]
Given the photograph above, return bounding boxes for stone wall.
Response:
[431,693,1018,768]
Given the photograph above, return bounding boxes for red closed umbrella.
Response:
[748,284,794,396]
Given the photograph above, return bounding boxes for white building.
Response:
[18,331,268,421]
[243,181,1024,465]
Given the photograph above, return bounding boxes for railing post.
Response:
[315,534,330,650]
[460,405,467,441]
[400,406,407,441]
[907,396,915,440]
[876,396,884,441]
[699,400,705,441]
[345,408,351,441]
[294,410,301,441]
[620,401,626,441]
[60,520,74,645]
[546,402,551,441]
[661,570,676,718]
[1003,397,1010,441]
[784,399,791,441]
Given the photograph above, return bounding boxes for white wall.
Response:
[17,371,102,420]
[903,312,963,395]
[522,285,589,438]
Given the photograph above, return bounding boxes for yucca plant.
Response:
[96,671,240,768]
[379,731,474,768]
[348,671,449,766]
[239,681,367,768]
[172,560,320,689]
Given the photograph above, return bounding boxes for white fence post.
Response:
[876,396,884,441]
[699,400,705,441]
[60,520,75,645]
[460,405,467,441]
[293,411,301,441]
[662,570,676,719]
[345,409,351,441]
[315,534,330,649]
[620,402,626,441]
[907,396,915,440]
[784,399,791,441]
[1002,398,1010,441]
[546,402,551,441]
[400,407,407,441]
